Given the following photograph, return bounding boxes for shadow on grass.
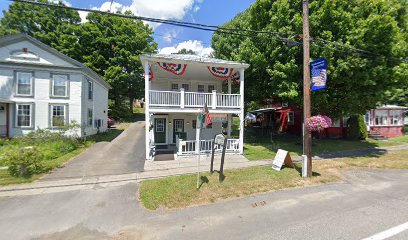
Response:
[198,176,209,189]
[292,164,321,177]
[245,132,387,157]
[85,129,124,144]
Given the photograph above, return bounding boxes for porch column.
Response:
[239,68,245,154]
[144,61,151,160]
[227,78,232,137]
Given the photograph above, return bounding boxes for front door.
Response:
[173,119,184,143]
[154,118,166,144]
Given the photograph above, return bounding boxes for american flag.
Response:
[201,104,212,128]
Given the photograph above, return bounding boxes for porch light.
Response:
[187,121,190,124]
[169,121,172,124]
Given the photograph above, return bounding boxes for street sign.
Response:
[214,134,226,145]
[310,58,327,91]
[272,149,294,171]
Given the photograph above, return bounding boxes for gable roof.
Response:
[0,33,111,90]
[140,53,250,69]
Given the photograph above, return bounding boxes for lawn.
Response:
[0,128,125,185]
[139,150,408,210]
[244,134,404,161]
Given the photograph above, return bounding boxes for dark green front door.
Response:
[154,118,166,144]
[173,119,184,143]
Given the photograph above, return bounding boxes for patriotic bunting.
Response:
[144,64,154,81]
[207,66,234,78]
[157,62,187,76]
[223,70,241,85]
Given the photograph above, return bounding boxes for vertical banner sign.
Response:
[310,58,327,91]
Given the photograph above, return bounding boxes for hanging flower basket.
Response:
[305,115,332,132]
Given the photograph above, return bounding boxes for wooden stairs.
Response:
[368,130,387,140]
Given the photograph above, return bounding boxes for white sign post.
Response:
[196,126,201,189]
[272,149,294,171]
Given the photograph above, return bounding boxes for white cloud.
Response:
[162,28,182,43]
[85,0,201,29]
[159,40,214,56]
[97,1,124,12]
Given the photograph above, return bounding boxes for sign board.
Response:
[214,134,226,145]
[310,58,327,91]
[272,149,294,171]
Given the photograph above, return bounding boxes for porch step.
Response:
[368,131,387,140]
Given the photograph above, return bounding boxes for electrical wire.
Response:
[9,0,407,63]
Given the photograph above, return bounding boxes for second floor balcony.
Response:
[149,89,241,110]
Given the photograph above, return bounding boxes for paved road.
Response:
[1,168,408,239]
[42,122,146,180]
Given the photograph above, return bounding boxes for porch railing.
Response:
[149,90,241,109]
[176,137,240,155]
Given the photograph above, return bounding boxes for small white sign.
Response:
[272,149,294,171]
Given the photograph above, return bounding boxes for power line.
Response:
[9,0,407,63]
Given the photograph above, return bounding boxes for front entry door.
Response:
[173,119,184,143]
[154,118,166,144]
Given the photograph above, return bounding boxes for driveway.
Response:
[42,122,146,180]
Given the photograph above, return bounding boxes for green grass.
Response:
[243,134,404,161]
[139,164,340,210]
[140,149,408,210]
[388,135,408,143]
[0,128,124,185]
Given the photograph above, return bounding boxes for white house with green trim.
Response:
[0,34,111,138]
[140,54,249,160]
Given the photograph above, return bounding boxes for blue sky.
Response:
[0,0,255,55]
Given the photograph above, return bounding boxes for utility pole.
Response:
[302,0,312,177]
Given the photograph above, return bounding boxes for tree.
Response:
[175,48,196,55]
[79,11,157,117]
[0,0,83,59]
[1,1,158,118]
[212,0,408,118]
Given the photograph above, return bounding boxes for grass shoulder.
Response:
[139,150,408,210]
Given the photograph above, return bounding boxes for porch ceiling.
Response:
[140,53,250,81]
[0,98,13,103]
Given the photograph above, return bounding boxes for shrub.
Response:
[6,147,50,177]
[347,115,368,140]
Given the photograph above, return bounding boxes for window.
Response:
[16,104,32,127]
[52,74,68,97]
[51,105,66,127]
[88,109,93,127]
[390,110,401,125]
[171,83,178,91]
[287,112,294,125]
[95,119,103,128]
[375,110,388,126]
[16,72,33,96]
[208,85,215,93]
[192,120,197,129]
[155,119,165,132]
[88,80,93,100]
[198,85,205,93]
[181,84,189,91]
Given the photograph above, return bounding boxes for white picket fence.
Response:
[149,90,241,109]
[176,138,240,155]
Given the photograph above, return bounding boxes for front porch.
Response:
[0,102,10,138]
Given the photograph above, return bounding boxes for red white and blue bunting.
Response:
[223,70,241,85]
[157,62,187,76]
[207,66,234,78]
[144,64,154,81]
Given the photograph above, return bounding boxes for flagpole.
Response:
[196,126,201,189]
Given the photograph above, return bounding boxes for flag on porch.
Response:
[197,104,212,129]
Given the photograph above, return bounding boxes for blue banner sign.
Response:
[310,58,327,91]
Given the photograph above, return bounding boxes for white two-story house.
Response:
[0,34,111,138]
[140,54,249,160]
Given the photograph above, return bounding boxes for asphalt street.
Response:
[0,168,408,239]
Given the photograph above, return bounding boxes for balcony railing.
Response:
[176,137,240,155]
[149,90,241,109]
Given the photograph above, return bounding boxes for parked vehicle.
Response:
[108,116,115,128]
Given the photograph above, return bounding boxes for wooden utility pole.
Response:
[302,0,312,177]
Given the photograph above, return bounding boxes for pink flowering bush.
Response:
[305,115,332,132]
